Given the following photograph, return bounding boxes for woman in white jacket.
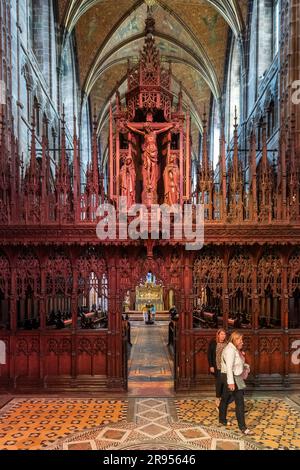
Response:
[219,331,253,435]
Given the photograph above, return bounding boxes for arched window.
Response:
[61,36,78,133]
[210,100,221,170]
[225,38,241,142]
[27,0,58,100]
[267,100,275,138]
[273,0,280,57]
[33,96,40,136]
[81,100,92,172]
[28,0,33,47]
[248,1,280,109]
[257,116,264,151]
[42,113,49,139]
[258,0,280,81]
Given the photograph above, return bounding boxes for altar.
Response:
[135,279,164,312]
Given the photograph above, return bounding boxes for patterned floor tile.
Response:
[175,397,300,450]
[0,398,128,450]
[47,398,260,451]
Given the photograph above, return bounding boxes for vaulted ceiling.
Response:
[57,0,249,158]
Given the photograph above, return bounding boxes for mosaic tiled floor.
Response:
[1,396,300,450]
[47,398,260,451]
[175,397,300,450]
[289,394,300,407]
[1,328,300,450]
[0,398,128,450]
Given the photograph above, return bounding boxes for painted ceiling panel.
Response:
[100,3,147,58]
[100,3,200,61]
[90,51,208,133]
[58,0,69,22]
[160,0,229,86]
[91,36,204,93]
[172,62,211,116]
[75,0,138,83]
[75,0,229,87]
[239,0,250,23]
[59,0,248,144]
[84,2,212,95]
[90,62,128,114]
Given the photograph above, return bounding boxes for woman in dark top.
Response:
[207,328,227,409]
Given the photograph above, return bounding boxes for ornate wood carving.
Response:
[16,338,40,355]
[76,248,107,296]
[45,249,72,298]
[16,249,40,299]
[0,252,10,298]
[0,6,299,393]
[194,250,224,298]
[257,250,282,298]
[228,252,253,298]
[288,249,300,296]
[259,337,282,354]
[78,338,107,355]
[47,338,72,355]
[194,337,209,354]
[242,335,251,353]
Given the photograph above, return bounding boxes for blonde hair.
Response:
[216,328,227,343]
[229,331,243,347]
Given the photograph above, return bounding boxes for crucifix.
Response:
[127,113,173,205]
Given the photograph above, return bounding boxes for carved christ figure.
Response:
[126,121,173,198]
[120,156,136,207]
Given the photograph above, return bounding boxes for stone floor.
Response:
[0,398,128,450]
[47,398,260,451]
[127,322,174,396]
[0,323,300,450]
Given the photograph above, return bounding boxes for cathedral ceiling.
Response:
[58,0,249,156]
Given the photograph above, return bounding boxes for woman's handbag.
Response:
[241,363,250,380]
[239,351,250,380]
[234,353,250,389]
[234,374,246,390]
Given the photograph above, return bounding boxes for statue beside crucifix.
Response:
[127,113,173,205]
[120,155,136,207]
[163,152,180,205]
